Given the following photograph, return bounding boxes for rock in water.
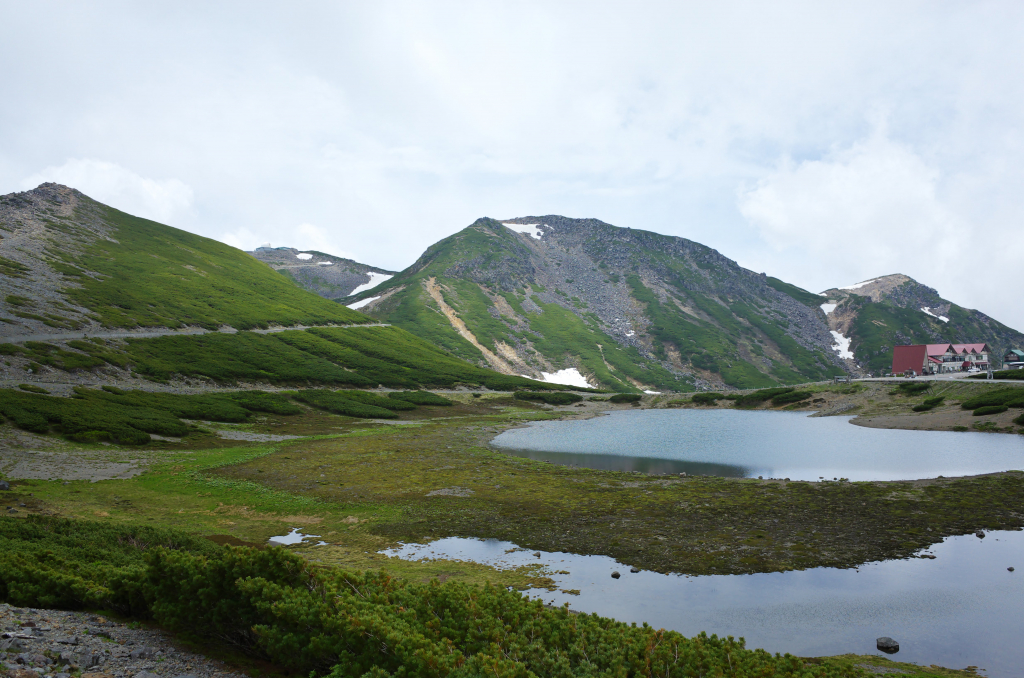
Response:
[976,531,985,538]
[630,567,640,573]
[876,637,899,653]
[610,571,621,579]
[1009,567,1015,572]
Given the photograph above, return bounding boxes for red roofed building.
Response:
[892,345,928,376]
[892,342,991,375]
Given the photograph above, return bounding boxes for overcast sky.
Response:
[2,1,1022,329]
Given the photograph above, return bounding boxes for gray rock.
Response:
[130,646,157,660]
[629,567,640,573]
[87,627,110,639]
[0,480,10,491]
[55,636,78,645]
[173,674,200,678]
[135,672,161,678]
[610,571,621,579]
[1009,567,1015,572]
[976,531,985,538]
[876,636,899,653]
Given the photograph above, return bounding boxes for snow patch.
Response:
[502,222,544,239]
[921,307,949,323]
[296,253,313,260]
[317,261,333,266]
[533,368,594,389]
[820,303,837,315]
[348,272,393,297]
[839,277,882,291]
[625,331,635,337]
[644,390,661,395]
[347,296,379,310]
[830,330,855,360]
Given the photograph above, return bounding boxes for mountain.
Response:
[0,183,371,334]
[347,216,849,392]
[819,274,1024,374]
[248,246,396,302]
[0,184,561,392]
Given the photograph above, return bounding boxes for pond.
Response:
[382,530,1024,675]
[490,409,1024,481]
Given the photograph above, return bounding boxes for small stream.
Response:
[382,530,1024,676]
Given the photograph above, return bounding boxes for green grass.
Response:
[765,277,825,307]
[58,199,372,329]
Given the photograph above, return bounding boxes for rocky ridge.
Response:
[246,247,395,301]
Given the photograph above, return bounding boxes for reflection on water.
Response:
[497,449,752,477]
[383,530,1024,676]
[491,409,1024,481]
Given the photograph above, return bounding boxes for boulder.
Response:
[876,637,899,653]
[630,567,640,573]
[0,481,10,491]
[976,531,985,538]
[610,571,621,579]
[129,647,156,660]
[134,672,161,678]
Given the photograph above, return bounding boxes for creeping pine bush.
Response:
[912,396,946,412]
[0,515,859,678]
[608,393,642,404]
[388,391,453,406]
[770,390,812,406]
[735,388,794,408]
[1014,412,1024,426]
[973,405,1009,416]
[513,391,584,405]
[991,370,1024,381]
[291,390,398,419]
[895,382,931,395]
[960,389,1024,410]
[690,392,724,405]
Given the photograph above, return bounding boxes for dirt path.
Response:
[423,277,519,375]
[0,323,390,344]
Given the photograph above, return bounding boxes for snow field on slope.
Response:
[830,330,855,359]
[520,368,594,389]
[349,272,394,297]
[502,223,544,239]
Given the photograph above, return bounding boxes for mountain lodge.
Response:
[891,343,990,376]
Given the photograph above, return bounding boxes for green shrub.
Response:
[334,390,417,411]
[973,405,1008,416]
[514,391,585,405]
[895,382,931,395]
[953,425,969,432]
[912,396,946,412]
[990,370,1024,380]
[387,391,453,406]
[291,390,398,419]
[225,391,303,416]
[735,387,794,408]
[960,389,1024,410]
[17,384,48,394]
[771,390,812,406]
[0,515,851,678]
[1014,413,1024,426]
[609,393,642,404]
[690,392,722,405]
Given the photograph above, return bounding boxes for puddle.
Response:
[267,527,326,546]
[382,530,1024,675]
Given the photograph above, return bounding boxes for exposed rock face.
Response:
[247,247,395,301]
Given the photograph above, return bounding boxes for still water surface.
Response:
[383,531,1024,676]
[491,409,1024,481]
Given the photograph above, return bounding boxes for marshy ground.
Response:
[3,382,1022,587]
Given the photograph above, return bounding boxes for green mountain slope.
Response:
[0,183,370,333]
[0,185,565,392]
[819,274,1024,374]
[348,216,847,391]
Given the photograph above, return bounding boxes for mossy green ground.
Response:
[2,390,1011,675]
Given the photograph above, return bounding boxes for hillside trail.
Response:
[0,323,390,344]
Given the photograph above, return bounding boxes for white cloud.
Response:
[738,133,960,268]
[21,159,193,224]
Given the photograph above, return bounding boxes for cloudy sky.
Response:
[2,1,1022,329]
